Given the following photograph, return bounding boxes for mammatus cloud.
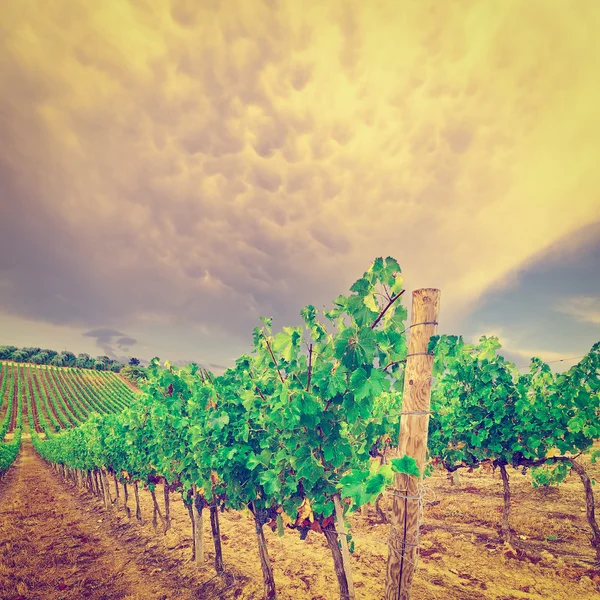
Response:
[0,0,599,366]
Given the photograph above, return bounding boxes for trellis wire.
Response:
[327,481,436,571]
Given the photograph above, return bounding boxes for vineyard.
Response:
[0,363,136,475]
[0,257,599,600]
[0,362,136,437]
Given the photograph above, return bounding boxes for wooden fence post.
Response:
[384,288,440,600]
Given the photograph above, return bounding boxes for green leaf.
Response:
[326,368,347,398]
[365,472,386,496]
[340,470,370,506]
[364,294,379,313]
[367,369,389,394]
[389,274,404,296]
[334,327,377,369]
[241,423,250,443]
[247,454,263,470]
[369,257,384,277]
[300,305,316,324]
[240,389,255,411]
[212,412,230,431]
[350,277,370,296]
[350,368,369,400]
[350,367,389,401]
[259,470,281,495]
[391,455,421,478]
[301,392,322,415]
[272,327,302,363]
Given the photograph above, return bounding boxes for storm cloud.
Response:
[0,0,599,366]
[82,328,138,357]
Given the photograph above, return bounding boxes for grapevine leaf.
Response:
[391,455,421,478]
[259,470,281,495]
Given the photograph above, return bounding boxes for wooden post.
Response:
[385,288,440,600]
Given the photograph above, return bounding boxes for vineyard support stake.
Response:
[93,469,101,498]
[101,470,113,511]
[185,497,196,560]
[385,288,440,600]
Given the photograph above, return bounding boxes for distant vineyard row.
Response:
[0,362,137,443]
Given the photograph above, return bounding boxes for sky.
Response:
[1,0,599,372]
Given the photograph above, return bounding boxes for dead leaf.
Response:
[296,498,314,524]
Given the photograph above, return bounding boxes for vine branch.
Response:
[306,344,313,392]
[383,359,407,373]
[371,289,406,329]
[262,330,285,384]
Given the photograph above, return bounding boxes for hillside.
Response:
[0,361,136,441]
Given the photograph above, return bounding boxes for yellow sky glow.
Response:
[1,0,599,361]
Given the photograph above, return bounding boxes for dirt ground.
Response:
[0,438,197,600]
[1,440,599,600]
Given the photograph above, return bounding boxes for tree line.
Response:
[0,345,135,372]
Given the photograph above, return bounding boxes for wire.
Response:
[516,355,584,369]
[326,482,436,571]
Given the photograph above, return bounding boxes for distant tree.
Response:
[0,345,109,369]
[94,360,106,371]
[76,353,92,369]
[50,354,65,367]
[11,350,29,362]
[129,357,140,366]
[0,346,18,360]
[31,352,51,365]
[60,351,76,367]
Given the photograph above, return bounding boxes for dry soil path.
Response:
[0,439,196,600]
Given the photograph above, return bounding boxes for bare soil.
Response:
[1,440,599,599]
[0,439,196,600]
[8,379,18,433]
